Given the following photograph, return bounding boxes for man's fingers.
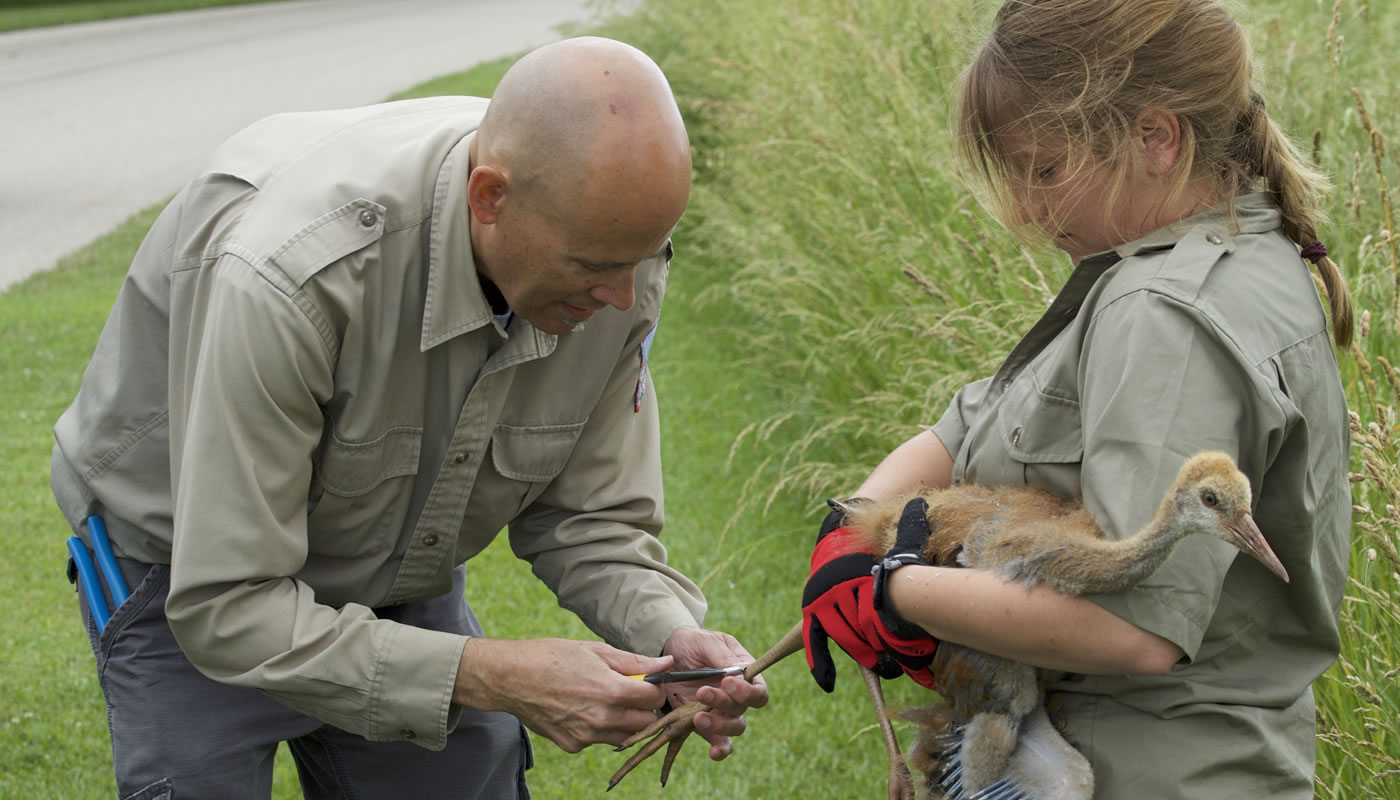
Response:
[705,734,734,761]
[693,707,747,738]
[694,676,766,715]
[600,646,674,678]
[727,673,769,709]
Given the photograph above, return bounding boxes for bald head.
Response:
[476,37,691,229]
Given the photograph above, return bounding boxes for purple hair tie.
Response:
[1300,240,1328,264]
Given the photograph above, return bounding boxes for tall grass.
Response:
[602,0,1400,795]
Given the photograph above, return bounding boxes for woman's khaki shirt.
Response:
[51,97,705,749]
[932,194,1350,798]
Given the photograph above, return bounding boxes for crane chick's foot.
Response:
[607,622,807,793]
[607,700,706,791]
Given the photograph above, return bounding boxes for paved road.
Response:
[0,0,609,291]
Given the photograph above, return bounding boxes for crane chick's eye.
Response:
[1201,490,1219,508]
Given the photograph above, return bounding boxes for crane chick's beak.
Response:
[1228,512,1290,583]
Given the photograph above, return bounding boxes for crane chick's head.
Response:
[1170,452,1289,583]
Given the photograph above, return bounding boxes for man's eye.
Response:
[577,259,633,273]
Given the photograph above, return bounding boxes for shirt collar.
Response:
[1105,191,1282,260]
[420,131,557,353]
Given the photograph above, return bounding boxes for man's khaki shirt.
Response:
[52,97,705,749]
[932,194,1350,798]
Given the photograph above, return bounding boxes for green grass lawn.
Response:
[0,0,285,33]
[4,0,1399,797]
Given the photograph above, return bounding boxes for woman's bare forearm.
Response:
[854,430,954,499]
[887,565,1184,675]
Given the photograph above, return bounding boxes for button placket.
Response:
[384,363,515,605]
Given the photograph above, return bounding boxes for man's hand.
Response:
[454,637,673,753]
[801,497,939,692]
[661,626,770,761]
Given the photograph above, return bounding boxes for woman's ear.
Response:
[1136,106,1182,176]
[467,165,509,224]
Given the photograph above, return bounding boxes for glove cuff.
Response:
[870,552,931,639]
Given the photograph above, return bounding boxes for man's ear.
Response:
[467,165,509,224]
[1136,106,1182,176]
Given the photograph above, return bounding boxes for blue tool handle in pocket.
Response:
[67,537,110,631]
[87,515,130,607]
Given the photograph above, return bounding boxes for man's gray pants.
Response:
[72,558,532,799]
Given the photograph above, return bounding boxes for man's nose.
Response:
[590,268,637,311]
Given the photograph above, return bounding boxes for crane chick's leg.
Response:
[859,664,916,800]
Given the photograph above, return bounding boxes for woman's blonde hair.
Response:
[956,0,1353,347]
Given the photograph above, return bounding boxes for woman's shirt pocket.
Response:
[968,367,1083,497]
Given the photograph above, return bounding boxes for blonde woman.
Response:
[800,1,1352,796]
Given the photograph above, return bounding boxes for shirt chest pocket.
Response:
[973,371,1083,492]
[491,421,587,481]
[453,422,589,559]
[307,426,422,557]
[481,420,585,518]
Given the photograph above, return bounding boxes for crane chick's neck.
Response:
[1124,484,1227,566]
[1068,495,1194,593]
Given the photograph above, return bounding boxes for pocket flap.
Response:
[998,374,1083,464]
[491,422,587,482]
[315,426,422,497]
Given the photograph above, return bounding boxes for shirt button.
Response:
[1011,426,1023,447]
[453,452,468,464]
[401,729,416,740]
[358,208,379,228]
[1000,378,1012,392]
[1063,305,1079,319]
[423,534,439,547]
[1206,234,1223,245]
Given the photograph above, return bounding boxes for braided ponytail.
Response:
[1240,92,1354,348]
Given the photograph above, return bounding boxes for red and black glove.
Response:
[801,497,939,692]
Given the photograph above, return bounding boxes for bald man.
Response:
[50,38,765,799]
